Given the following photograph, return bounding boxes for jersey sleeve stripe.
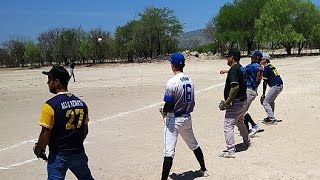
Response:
[39,122,53,129]
[163,95,174,102]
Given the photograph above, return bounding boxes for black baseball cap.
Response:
[227,48,241,59]
[42,65,70,81]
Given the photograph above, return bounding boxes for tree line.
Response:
[0,7,182,67]
[1,1,320,67]
[206,0,320,56]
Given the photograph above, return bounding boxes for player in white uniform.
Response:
[160,52,208,180]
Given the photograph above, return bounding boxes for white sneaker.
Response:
[249,125,260,137]
[218,151,235,158]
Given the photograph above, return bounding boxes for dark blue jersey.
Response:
[263,64,283,87]
[242,63,263,90]
[39,92,89,154]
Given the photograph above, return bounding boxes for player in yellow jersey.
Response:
[33,65,94,180]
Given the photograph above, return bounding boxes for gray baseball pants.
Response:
[263,85,283,119]
[224,99,249,153]
[243,88,258,113]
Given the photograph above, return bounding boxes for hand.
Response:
[220,70,228,74]
[260,95,265,105]
[33,143,48,161]
[219,100,230,111]
[159,104,166,118]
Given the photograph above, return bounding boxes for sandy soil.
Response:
[0,56,320,180]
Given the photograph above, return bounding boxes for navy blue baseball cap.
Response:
[250,50,263,58]
[169,52,185,65]
[42,65,70,81]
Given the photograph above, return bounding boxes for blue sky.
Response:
[0,0,232,42]
[1,0,320,43]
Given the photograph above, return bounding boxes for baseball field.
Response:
[0,55,320,180]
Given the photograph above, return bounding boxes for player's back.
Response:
[168,73,195,115]
[45,92,88,154]
[263,64,283,86]
[244,63,263,89]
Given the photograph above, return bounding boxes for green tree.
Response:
[38,28,61,65]
[294,0,320,54]
[3,37,27,67]
[209,0,269,55]
[255,0,303,55]
[53,28,81,64]
[114,20,138,63]
[78,38,94,65]
[311,24,320,51]
[137,6,182,58]
[24,41,41,66]
[0,48,13,67]
[88,27,112,63]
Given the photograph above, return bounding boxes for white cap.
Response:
[262,53,271,60]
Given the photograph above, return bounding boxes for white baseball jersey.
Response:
[163,72,195,115]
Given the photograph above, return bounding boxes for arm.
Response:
[159,101,174,122]
[225,84,239,106]
[219,84,239,110]
[34,126,51,156]
[163,101,174,114]
[220,69,229,74]
[262,80,267,96]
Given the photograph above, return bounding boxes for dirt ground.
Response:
[0,55,320,180]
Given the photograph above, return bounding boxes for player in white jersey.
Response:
[159,52,208,180]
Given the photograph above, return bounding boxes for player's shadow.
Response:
[169,171,203,180]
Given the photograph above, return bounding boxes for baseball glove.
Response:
[33,143,48,161]
[260,95,265,105]
[219,100,230,111]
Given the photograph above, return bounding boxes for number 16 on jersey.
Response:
[183,84,192,103]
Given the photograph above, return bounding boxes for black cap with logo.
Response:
[42,65,70,81]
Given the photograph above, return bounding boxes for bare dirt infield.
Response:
[1,56,320,180]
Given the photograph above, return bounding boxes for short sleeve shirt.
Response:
[243,63,263,90]
[163,73,195,115]
[224,63,247,100]
[263,64,283,87]
[39,92,89,154]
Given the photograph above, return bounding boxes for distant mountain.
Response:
[178,29,211,49]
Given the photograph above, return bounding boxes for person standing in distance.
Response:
[33,65,94,180]
[260,53,283,124]
[160,52,208,179]
[69,60,76,82]
[218,48,250,158]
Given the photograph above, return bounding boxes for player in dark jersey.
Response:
[218,48,250,158]
[33,65,94,180]
[220,51,264,137]
[260,53,283,124]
